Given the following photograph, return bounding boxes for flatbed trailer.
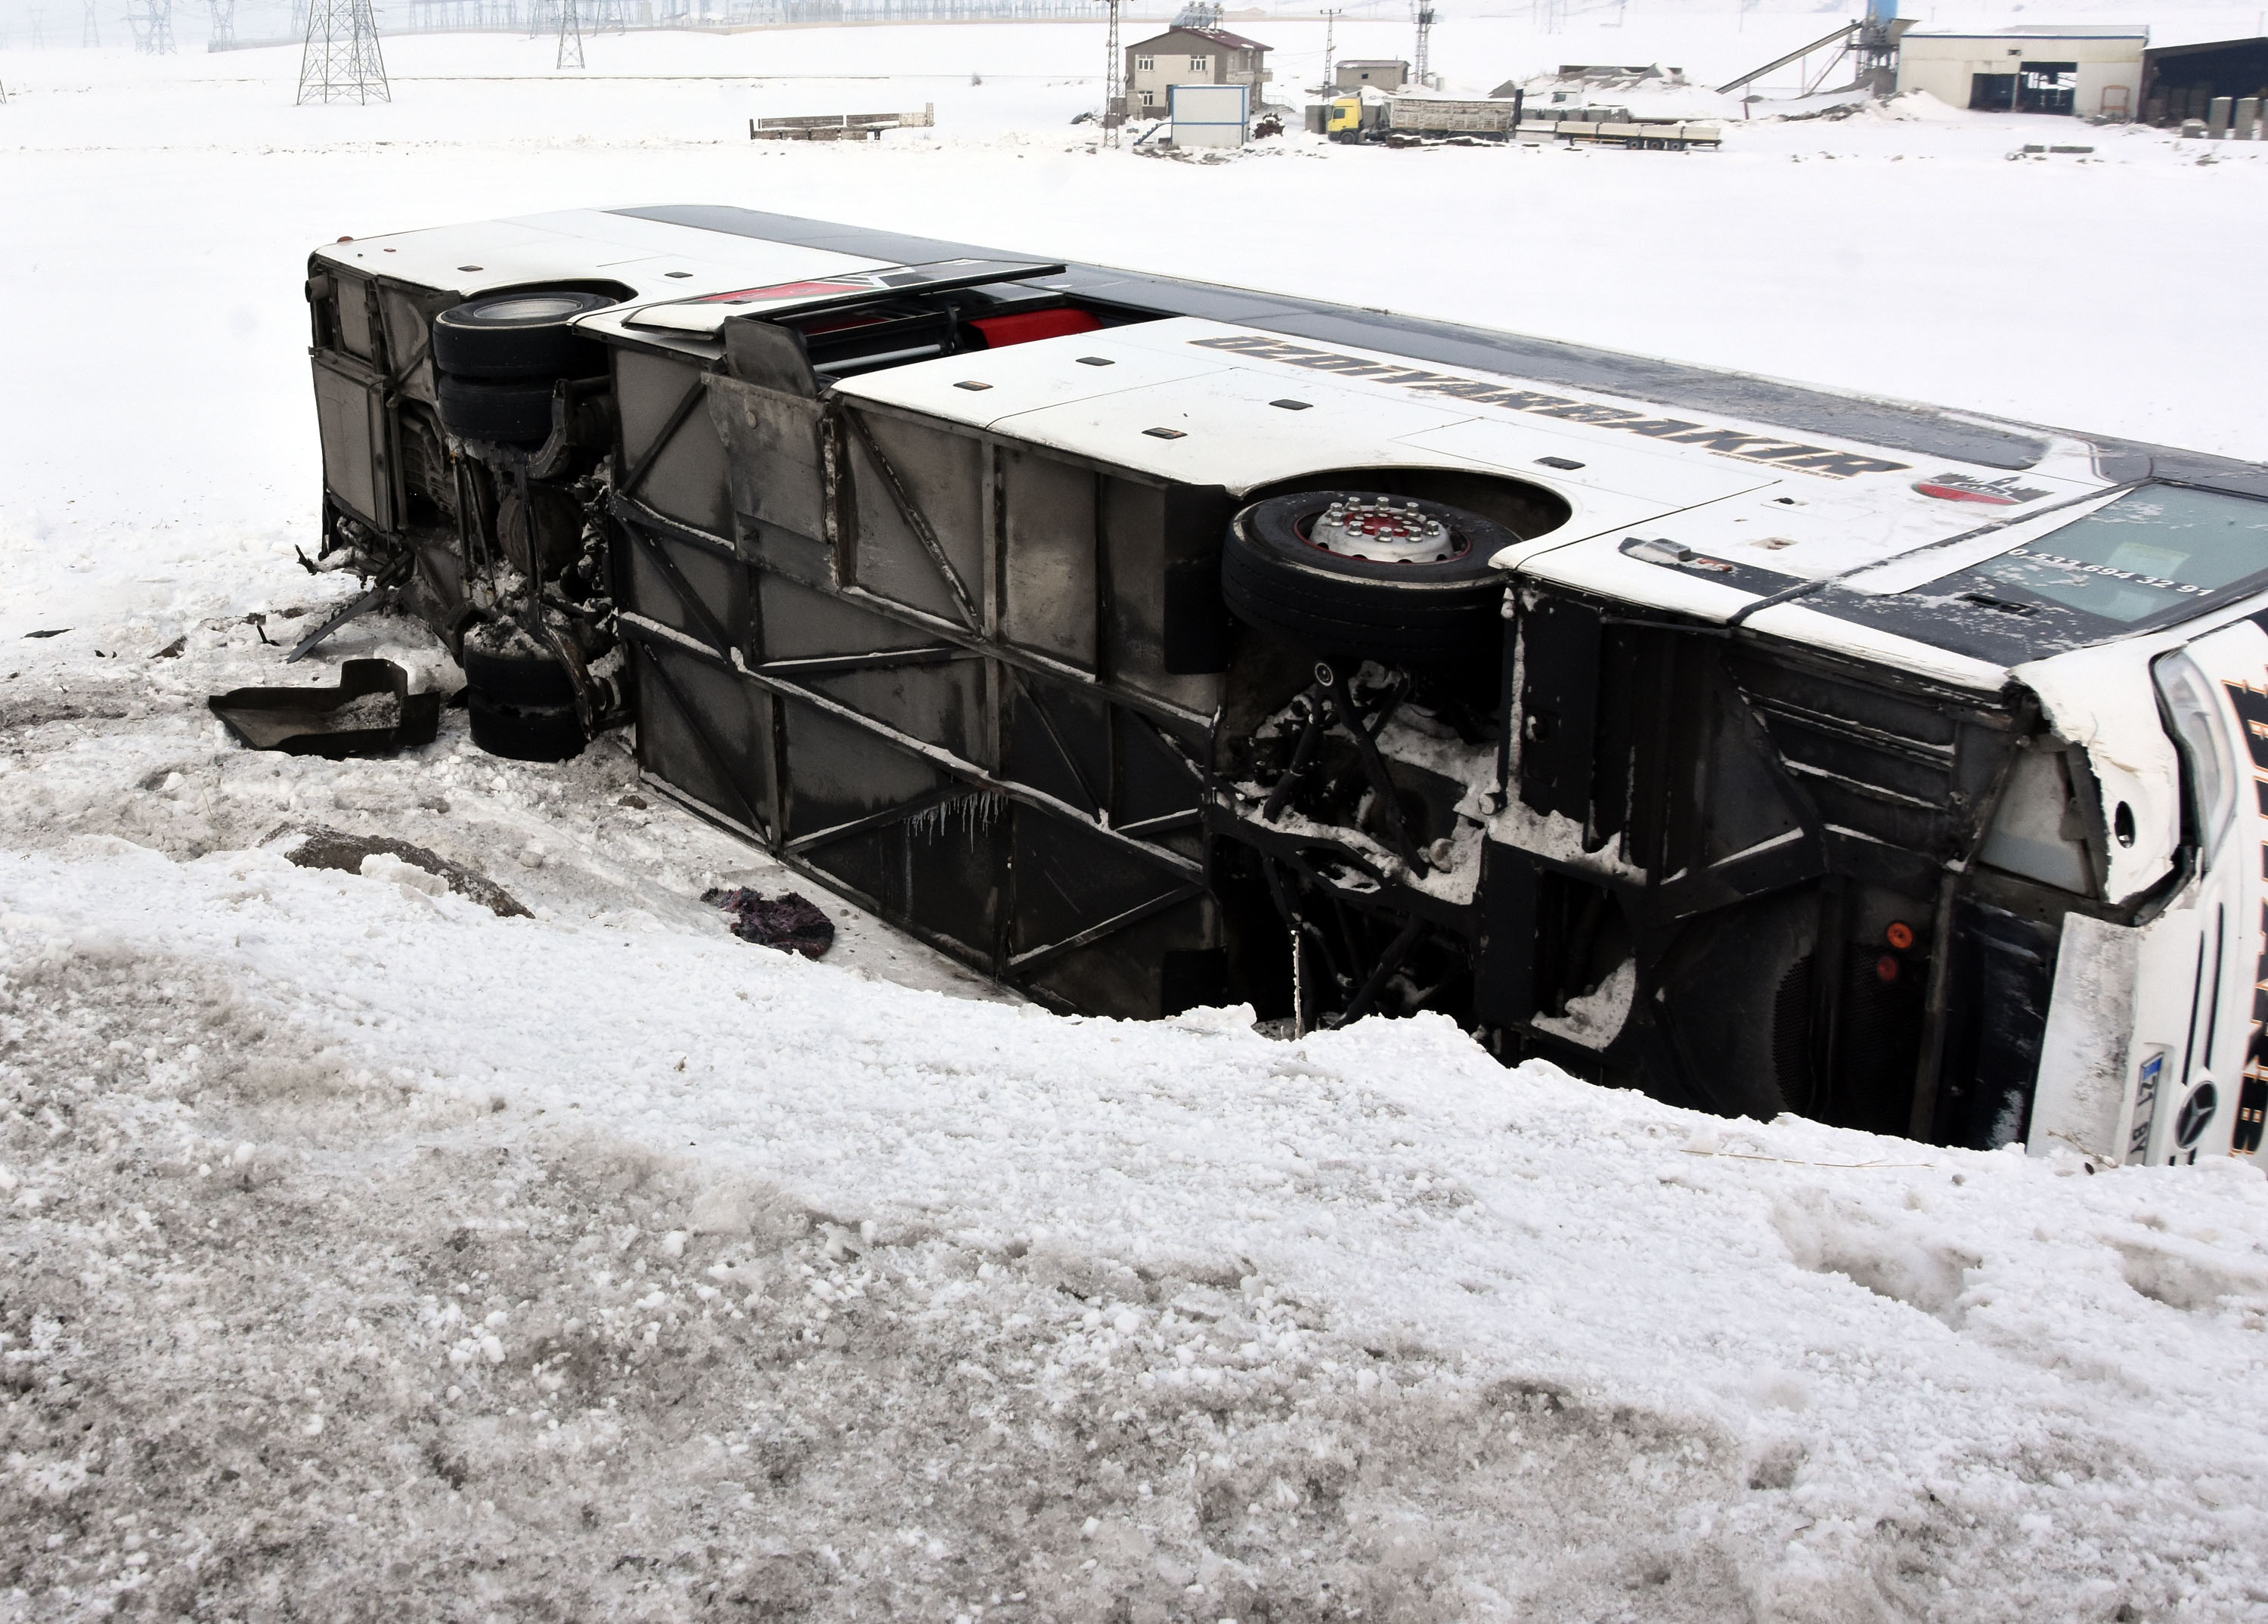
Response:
[1526,117,1723,149]
[302,205,2268,1168]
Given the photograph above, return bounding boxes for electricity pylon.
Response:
[1102,0,1120,147]
[128,0,176,52]
[557,0,584,67]
[297,0,389,102]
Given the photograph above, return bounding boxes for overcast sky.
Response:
[0,0,2257,54]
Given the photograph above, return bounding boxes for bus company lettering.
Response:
[1188,334,1913,480]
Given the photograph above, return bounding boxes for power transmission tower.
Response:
[297,0,389,102]
[591,0,627,33]
[1318,5,1337,94]
[556,0,583,67]
[207,0,234,47]
[129,0,176,54]
[1411,0,1433,88]
[1101,0,1120,146]
[30,9,47,46]
[82,0,99,45]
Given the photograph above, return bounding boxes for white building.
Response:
[1895,24,2147,119]
[1168,83,1249,149]
[1334,59,1408,92]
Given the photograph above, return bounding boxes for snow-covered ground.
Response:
[5,12,2268,1619]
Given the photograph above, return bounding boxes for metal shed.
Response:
[2141,34,2268,124]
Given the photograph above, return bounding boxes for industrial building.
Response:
[1124,24,1271,116]
[1894,23,2146,118]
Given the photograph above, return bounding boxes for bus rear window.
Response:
[1953,485,2268,624]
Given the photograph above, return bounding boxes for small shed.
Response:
[1335,59,1408,92]
[1126,26,1271,118]
[1895,24,2147,119]
[1170,82,1249,148]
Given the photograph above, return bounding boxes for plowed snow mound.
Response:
[6,830,2268,1620]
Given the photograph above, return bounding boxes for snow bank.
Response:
[1874,88,1969,124]
[6,765,2268,1615]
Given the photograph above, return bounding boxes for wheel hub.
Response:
[1304,497,1462,563]
[476,294,590,323]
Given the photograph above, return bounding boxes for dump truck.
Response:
[1325,91,1523,143]
[300,205,2268,1168]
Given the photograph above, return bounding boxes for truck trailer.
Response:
[302,205,2268,1169]
[1324,91,1524,142]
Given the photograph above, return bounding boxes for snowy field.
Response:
[5,5,2268,1618]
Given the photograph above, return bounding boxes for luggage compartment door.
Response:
[311,354,392,532]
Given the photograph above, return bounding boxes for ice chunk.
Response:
[361,851,451,897]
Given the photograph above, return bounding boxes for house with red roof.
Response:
[1124,25,1272,117]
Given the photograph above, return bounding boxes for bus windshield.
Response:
[1960,485,2268,624]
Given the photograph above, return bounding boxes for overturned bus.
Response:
[302,205,2268,1168]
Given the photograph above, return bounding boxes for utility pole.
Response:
[1412,0,1433,88]
[1102,0,1121,147]
[297,0,389,102]
[556,0,583,67]
[1318,5,1337,95]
